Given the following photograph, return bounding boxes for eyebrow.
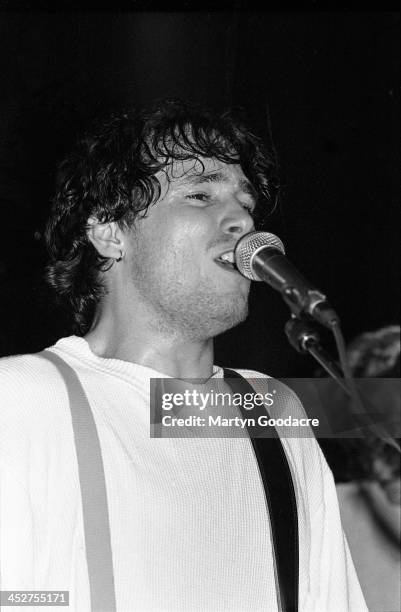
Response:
[182,171,258,202]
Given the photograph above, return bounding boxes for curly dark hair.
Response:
[45,99,279,334]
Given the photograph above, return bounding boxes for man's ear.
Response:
[86,218,125,260]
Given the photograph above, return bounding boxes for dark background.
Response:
[0,10,399,376]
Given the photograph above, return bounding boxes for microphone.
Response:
[234,231,339,328]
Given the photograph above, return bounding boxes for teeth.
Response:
[220,251,235,263]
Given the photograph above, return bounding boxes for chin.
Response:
[161,285,250,340]
[212,298,249,336]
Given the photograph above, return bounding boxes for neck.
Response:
[84,300,215,379]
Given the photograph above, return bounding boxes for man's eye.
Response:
[187,193,210,202]
[242,203,256,217]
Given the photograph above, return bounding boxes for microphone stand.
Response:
[285,315,352,398]
[284,315,401,451]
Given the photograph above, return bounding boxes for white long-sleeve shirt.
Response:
[0,336,367,611]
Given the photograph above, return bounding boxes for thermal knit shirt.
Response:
[0,336,367,612]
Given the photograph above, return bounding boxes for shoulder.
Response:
[0,350,82,545]
[229,367,308,418]
[228,366,333,489]
[0,351,70,463]
[0,351,68,404]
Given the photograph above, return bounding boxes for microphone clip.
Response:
[285,315,347,392]
[282,286,339,329]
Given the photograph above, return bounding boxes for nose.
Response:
[221,200,255,238]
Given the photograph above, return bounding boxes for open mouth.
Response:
[214,250,237,272]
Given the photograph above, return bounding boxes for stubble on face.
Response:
[125,158,251,341]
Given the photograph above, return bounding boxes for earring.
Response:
[115,250,124,262]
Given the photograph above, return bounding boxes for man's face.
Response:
[124,157,256,340]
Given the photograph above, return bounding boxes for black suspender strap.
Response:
[40,350,116,612]
[223,369,299,612]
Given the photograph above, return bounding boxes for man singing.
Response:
[0,100,367,611]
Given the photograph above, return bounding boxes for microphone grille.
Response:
[235,231,286,281]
